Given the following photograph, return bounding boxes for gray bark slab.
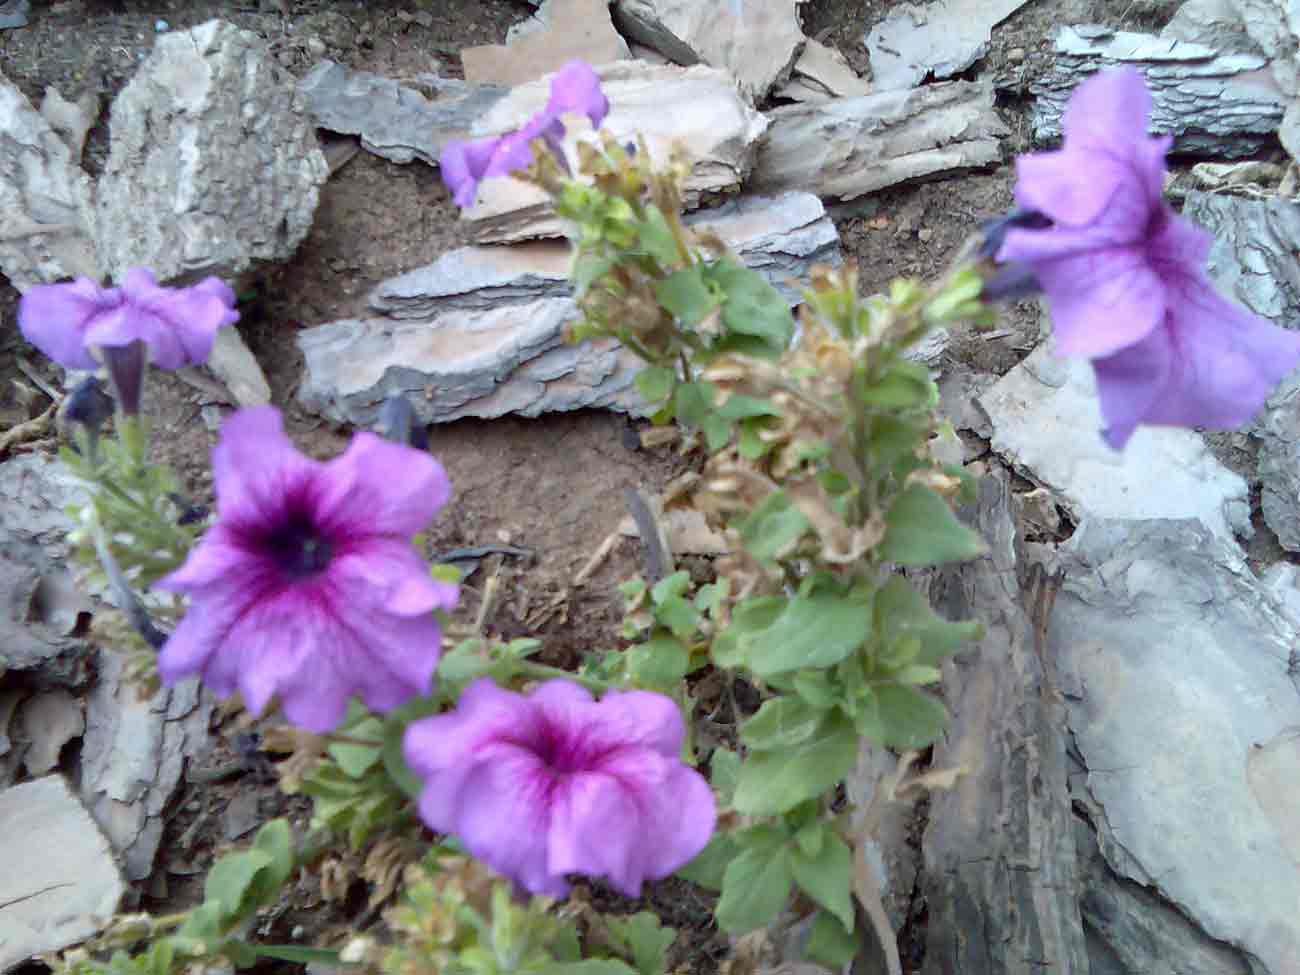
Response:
[1072,815,1253,975]
[979,342,1252,541]
[773,38,872,102]
[96,19,328,282]
[612,0,804,101]
[299,61,508,166]
[80,650,214,881]
[1032,25,1288,157]
[864,0,1031,91]
[752,81,1008,202]
[0,776,125,971]
[1050,517,1300,975]
[920,471,1088,975]
[1180,190,1300,552]
[298,191,839,426]
[0,70,98,288]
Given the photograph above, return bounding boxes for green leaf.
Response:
[737,420,771,460]
[656,266,720,327]
[438,639,493,685]
[895,664,943,685]
[789,828,855,929]
[805,910,859,969]
[635,365,676,404]
[702,412,733,451]
[204,849,272,924]
[711,596,784,670]
[252,946,353,966]
[716,394,779,420]
[878,484,987,567]
[742,588,873,677]
[247,819,294,907]
[863,414,932,470]
[675,832,738,891]
[735,490,808,563]
[715,827,794,933]
[650,570,691,604]
[533,962,639,975]
[923,267,985,324]
[740,696,830,751]
[859,360,937,409]
[855,683,949,750]
[673,381,714,429]
[706,260,794,354]
[328,738,382,778]
[710,747,742,806]
[791,670,838,708]
[732,710,858,815]
[605,913,675,975]
[382,709,432,801]
[874,575,981,667]
[626,633,690,687]
[637,205,681,265]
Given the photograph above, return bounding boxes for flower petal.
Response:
[210,407,321,529]
[315,432,452,540]
[548,770,644,895]
[440,137,503,208]
[580,688,686,758]
[1094,275,1300,448]
[404,679,542,778]
[452,751,566,897]
[545,60,609,128]
[115,267,239,368]
[17,278,115,370]
[1029,246,1167,358]
[598,752,717,883]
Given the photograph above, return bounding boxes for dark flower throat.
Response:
[263,511,333,577]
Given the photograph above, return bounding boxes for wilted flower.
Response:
[155,406,458,732]
[441,60,610,208]
[996,67,1300,448]
[404,678,716,898]
[18,268,238,371]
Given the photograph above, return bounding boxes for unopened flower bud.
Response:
[98,340,147,417]
[376,394,428,450]
[60,376,115,437]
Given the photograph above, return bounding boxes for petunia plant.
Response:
[27,59,1300,975]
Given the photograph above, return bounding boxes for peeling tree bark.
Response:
[1032,25,1288,158]
[919,473,1088,975]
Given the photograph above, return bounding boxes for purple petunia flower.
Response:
[996,67,1300,448]
[155,406,459,733]
[440,60,610,209]
[404,678,716,898]
[18,267,239,372]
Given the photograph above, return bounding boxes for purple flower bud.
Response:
[441,60,609,209]
[998,68,1300,448]
[404,677,716,898]
[61,377,115,433]
[18,268,238,372]
[154,406,459,732]
[377,394,428,451]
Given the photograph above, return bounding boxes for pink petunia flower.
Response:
[996,67,1300,448]
[441,60,610,209]
[18,267,239,372]
[404,678,716,898]
[155,406,459,732]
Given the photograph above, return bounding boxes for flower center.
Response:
[263,512,333,578]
